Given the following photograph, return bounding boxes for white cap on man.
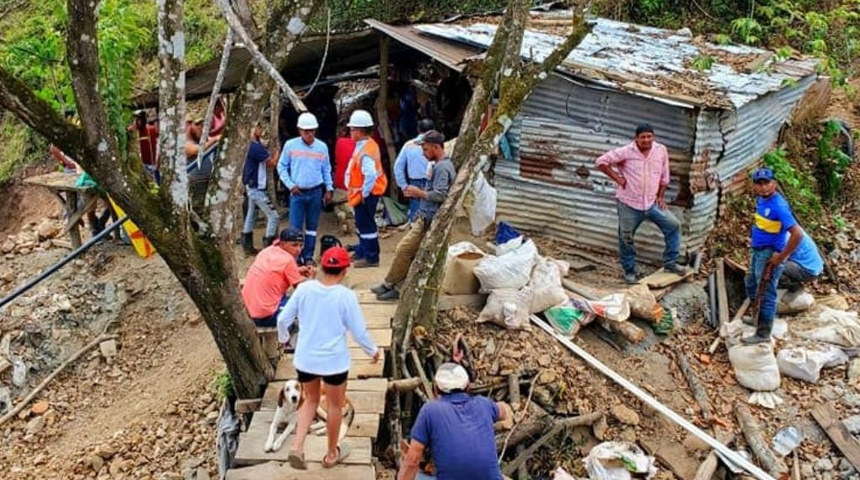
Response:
[297,112,319,130]
[434,363,469,393]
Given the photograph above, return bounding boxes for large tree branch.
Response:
[393,4,594,366]
[157,0,189,208]
[194,28,233,173]
[214,0,307,112]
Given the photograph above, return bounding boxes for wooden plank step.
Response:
[360,302,397,317]
[261,383,386,414]
[246,408,380,439]
[226,461,376,480]
[355,291,396,304]
[274,350,385,381]
[235,421,372,466]
[348,329,391,348]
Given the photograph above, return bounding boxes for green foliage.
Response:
[762,147,822,223]
[0,114,42,184]
[833,215,848,231]
[731,17,763,44]
[213,371,234,401]
[817,119,853,204]
[690,55,715,71]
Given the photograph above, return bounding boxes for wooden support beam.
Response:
[675,349,713,422]
[811,403,860,471]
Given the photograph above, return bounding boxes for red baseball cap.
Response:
[321,246,351,268]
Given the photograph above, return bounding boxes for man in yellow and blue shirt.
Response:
[744,167,803,344]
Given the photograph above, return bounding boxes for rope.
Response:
[303,4,331,98]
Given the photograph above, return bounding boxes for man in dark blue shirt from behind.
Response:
[242,123,279,255]
[398,363,511,480]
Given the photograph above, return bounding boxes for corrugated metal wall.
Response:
[498,74,697,264]
[497,73,816,265]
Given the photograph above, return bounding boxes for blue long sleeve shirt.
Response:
[393,137,428,188]
[276,280,378,375]
[344,139,380,198]
[277,137,333,191]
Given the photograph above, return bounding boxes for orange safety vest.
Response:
[347,139,387,207]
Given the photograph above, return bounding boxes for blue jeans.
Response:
[406,178,427,222]
[616,201,681,275]
[289,186,323,263]
[244,187,279,237]
[353,195,381,263]
[745,248,786,328]
[251,295,289,328]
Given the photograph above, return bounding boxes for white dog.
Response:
[264,379,302,452]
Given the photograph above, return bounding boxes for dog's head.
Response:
[278,379,302,409]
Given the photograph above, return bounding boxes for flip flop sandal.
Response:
[322,444,351,468]
[288,450,306,470]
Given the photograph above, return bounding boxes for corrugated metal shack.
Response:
[369,15,819,263]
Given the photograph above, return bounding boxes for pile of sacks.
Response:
[723,297,858,408]
[443,233,569,330]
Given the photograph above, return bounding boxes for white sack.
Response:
[477,286,532,330]
[584,442,657,480]
[468,172,497,236]
[728,343,781,391]
[777,290,815,314]
[777,345,849,383]
[795,307,860,347]
[529,257,569,313]
[445,241,485,268]
[474,239,538,292]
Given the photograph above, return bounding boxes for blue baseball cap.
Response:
[279,228,304,243]
[752,167,774,182]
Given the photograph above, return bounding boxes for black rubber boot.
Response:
[741,315,773,344]
[262,236,275,247]
[242,232,258,256]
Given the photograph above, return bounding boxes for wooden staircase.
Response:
[225,295,396,480]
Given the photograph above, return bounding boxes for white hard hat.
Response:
[346,109,374,128]
[297,112,319,130]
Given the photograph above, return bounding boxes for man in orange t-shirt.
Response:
[242,228,316,327]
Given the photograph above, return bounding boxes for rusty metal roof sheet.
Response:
[407,17,817,109]
[364,20,481,72]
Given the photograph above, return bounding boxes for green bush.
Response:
[817,119,853,204]
[762,147,822,226]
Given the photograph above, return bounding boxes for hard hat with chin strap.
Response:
[346,109,374,128]
[297,112,319,130]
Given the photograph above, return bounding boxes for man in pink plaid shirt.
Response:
[596,124,690,284]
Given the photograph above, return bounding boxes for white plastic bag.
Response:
[468,172,496,236]
[12,358,27,387]
[477,287,532,330]
[494,235,524,256]
[474,240,538,292]
[777,345,849,383]
[584,442,657,480]
[529,257,568,313]
[728,343,781,391]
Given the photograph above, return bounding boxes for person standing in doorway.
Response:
[394,119,436,223]
[127,110,160,184]
[277,112,334,266]
[241,123,280,255]
[596,124,689,284]
[345,109,388,268]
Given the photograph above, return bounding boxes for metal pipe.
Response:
[529,314,776,480]
[0,216,129,310]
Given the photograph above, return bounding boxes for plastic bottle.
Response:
[772,426,804,457]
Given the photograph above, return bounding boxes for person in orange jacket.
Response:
[344,110,387,268]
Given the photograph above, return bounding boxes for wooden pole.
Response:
[715,258,730,328]
[675,349,713,422]
[374,35,399,182]
[508,373,526,479]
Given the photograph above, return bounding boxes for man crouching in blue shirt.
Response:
[743,167,803,344]
[398,363,512,480]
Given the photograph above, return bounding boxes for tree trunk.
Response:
[393,2,593,361]
[0,0,320,400]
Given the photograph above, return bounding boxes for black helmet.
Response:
[320,235,342,256]
[418,119,435,133]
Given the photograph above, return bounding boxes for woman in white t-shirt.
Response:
[276,246,381,469]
